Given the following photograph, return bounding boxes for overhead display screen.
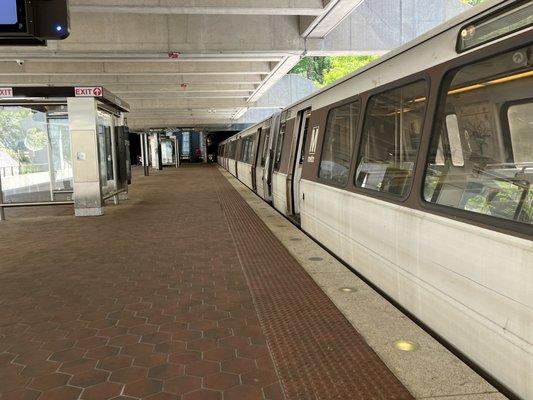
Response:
[0,0,19,25]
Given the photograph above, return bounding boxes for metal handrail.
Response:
[0,201,74,208]
[102,188,127,201]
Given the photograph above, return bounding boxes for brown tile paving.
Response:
[0,167,283,400]
[0,165,413,400]
[216,170,414,399]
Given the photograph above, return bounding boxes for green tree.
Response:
[291,55,380,87]
[290,56,332,86]
[25,127,48,152]
[322,55,379,86]
[0,108,33,165]
[461,0,485,5]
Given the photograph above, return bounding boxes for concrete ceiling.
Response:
[0,0,370,130]
[0,0,469,130]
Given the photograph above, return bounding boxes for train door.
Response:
[234,139,240,179]
[263,113,281,203]
[291,109,311,219]
[256,127,270,199]
[251,129,261,192]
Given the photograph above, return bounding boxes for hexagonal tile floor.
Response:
[0,166,283,400]
[0,165,412,400]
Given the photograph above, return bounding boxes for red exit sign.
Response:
[75,87,103,97]
[0,88,13,97]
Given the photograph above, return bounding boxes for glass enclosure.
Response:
[97,110,116,197]
[161,138,177,166]
[0,105,73,203]
[181,132,191,160]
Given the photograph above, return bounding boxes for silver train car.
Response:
[218,1,532,398]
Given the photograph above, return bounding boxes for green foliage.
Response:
[290,56,332,86]
[291,55,379,88]
[0,108,33,164]
[461,0,485,5]
[25,127,48,152]
[322,55,380,86]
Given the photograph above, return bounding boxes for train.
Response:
[218,0,532,398]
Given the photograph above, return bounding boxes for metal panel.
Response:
[67,97,104,216]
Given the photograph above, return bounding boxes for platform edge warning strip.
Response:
[215,171,414,400]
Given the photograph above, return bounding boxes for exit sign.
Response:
[75,87,103,97]
[0,88,13,97]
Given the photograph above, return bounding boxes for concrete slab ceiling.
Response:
[0,0,469,130]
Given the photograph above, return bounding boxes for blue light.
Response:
[56,25,63,32]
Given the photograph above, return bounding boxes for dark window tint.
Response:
[299,111,311,165]
[319,100,360,185]
[261,128,271,167]
[274,123,286,171]
[240,135,255,164]
[424,46,533,225]
[240,138,246,162]
[228,141,235,158]
[355,80,428,197]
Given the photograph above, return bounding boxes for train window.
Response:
[319,100,360,185]
[261,129,271,167]
[355,80,428,197]
[299,110,311,165]
[231,141,236,159]
[239,139,244,161]
[247,136,255,164]
[240,138,247,162]
[274,123,286,171]
[424,46,533,225]
[240,136,255,164]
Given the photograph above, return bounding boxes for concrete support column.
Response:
[67,97,104,217]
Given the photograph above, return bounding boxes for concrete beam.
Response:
[0,75,264,85]
[301,0,365,37]
[127,98,253,110]
[307,0,469,53]
[109,84,256,94]
[0,61,271,76]
[131,108,236,115]
[247,56,301,103]
[70,0,325,16]
[128,120,234,130]
[0,54,284,63]
[121,93,250,100]
[21,13,305,54]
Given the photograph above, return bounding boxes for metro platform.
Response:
[0,165,505,400]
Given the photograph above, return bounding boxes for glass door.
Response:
[47,115,73,199]
[97,110,115,197]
